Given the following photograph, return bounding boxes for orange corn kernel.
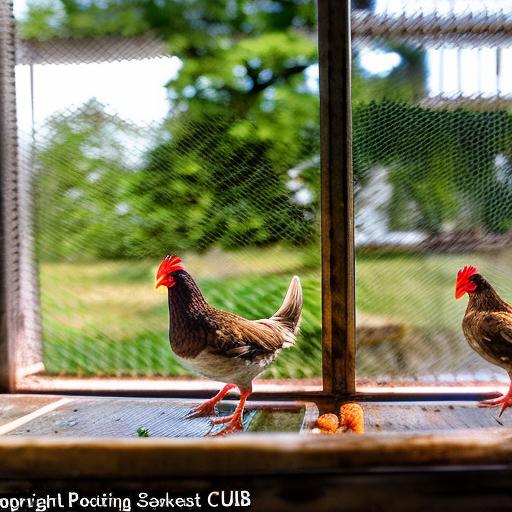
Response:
[340,403,364,433]
[316,413,339,433]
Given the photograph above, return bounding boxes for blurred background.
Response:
[12,0,512,384]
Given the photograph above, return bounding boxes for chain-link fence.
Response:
[12,0,512,385]
[353,0,512,384]
[14,5,322,381]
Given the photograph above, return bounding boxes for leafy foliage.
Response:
[35,102,317,260]
[21,0,318,115]
[26,1,321,258]
[24,0,438,261]
[34,100,139,260]
[25,0,512,251]
[136,427,150,437]
[353,102,512,234]
[35,100,512,261]
[131,111,316,255]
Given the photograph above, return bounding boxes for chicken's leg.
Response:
[186,383,237,419]
[209,387,252,436]
[478,374,512,417]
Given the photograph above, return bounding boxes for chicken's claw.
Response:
[185,403,216,419]
[478,394,512,417]
[208,418,244,437]
[185,383,237,419]
[210,414,237,425]
[207,403,246,436]
[499,401,512,418]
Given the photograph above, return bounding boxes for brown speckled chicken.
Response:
[156,255,302,435]
[456,265,512,416]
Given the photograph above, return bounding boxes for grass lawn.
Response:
[40,246,512,380]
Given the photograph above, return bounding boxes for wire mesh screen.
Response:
[13,1,321,381]
[353,0,512,385]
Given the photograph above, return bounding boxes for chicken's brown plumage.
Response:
[457,266,512,415]
[156,255,302,434]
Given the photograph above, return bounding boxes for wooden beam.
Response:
[352,10,512,47]
[0,1,19,392]
[318,0,356,396]
[1,429,512,478]
[16,36,169,65]
[15,11,512,66]
[420,94,512,110]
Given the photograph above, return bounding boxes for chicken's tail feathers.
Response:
[271,275,303,337]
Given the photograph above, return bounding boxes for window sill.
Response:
[15,374,506,400]
[15,375,323,396]
[0,427,511,479]
[0,394,512,479]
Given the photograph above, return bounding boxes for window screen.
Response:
[353,0,512,386]
[14,0,321,384]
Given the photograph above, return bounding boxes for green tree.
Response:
[23,1,321,253]
[34,100,138,260]
[23,0,437,256]
[353,101,512,234]
[130,111,315,255]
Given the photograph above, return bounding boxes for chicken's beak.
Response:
[155,262,170,288]
[455,282,466,300]
[155,254,183,289]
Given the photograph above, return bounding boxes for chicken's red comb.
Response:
[456,265,478,283]
[156,255,183,283]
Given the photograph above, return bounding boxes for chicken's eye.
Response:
[466,280,478,293]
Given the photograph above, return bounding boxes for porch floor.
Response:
[1,394,512,438]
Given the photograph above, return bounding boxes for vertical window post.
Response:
[0,0,19,392]
[318,0,356,395]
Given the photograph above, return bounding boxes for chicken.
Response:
[456,265,512,416]
[155,255,302,435]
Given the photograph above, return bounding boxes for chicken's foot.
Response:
[210,415,235,425]
[478,379,512,417]
[208,388,251,437]
[186,383,237,419]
